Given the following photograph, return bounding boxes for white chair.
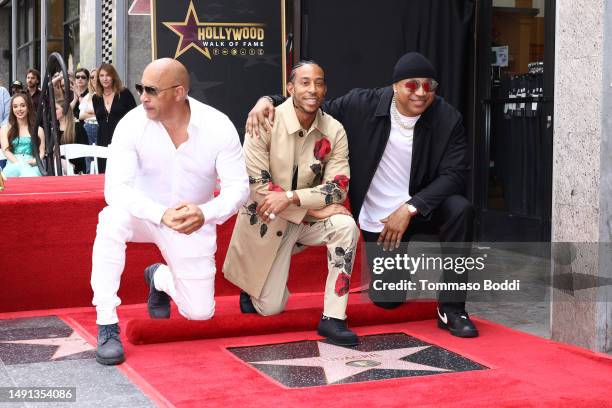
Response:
[60,144,109,175]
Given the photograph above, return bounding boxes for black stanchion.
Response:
[35,52,70,176]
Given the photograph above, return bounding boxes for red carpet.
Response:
[126,298,437,344]
[59,297,612,408]
[0,176,363,312]
[5,177,612,407]
[0,174,105,195]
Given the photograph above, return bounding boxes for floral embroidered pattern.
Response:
[332,174,349,191]
[241,201,268,237]
[249,170,272,185]
[335,274,350,297]
[310,163,322,176]
[268,182,284,192]
[328,245,356,275]
[313,182,341,205]
[314,137,331,160]
[328,238,356,296]
[309,174,349,205]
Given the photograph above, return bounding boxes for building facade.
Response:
[0,0,609,353]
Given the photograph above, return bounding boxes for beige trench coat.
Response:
[223,98,351,297]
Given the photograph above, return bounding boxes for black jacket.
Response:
[92,88,137,148]
[272,86,469,220]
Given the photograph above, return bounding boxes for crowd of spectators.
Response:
[0,63,135,177]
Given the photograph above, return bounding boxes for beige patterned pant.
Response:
[251,214,360,320]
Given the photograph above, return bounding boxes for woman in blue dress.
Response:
[0,93,45,177]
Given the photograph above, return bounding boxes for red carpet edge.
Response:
[126,301,437,344]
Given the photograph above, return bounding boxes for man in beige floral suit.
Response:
[223,61,360,345]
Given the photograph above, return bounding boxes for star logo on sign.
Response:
[1,332,94,360]
[253,341,450,384]
[163,1,210,59]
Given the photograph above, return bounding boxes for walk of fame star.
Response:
[254,341,450,384]
[229,333,487,388]
[1,332,94,360]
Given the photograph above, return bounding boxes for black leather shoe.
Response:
[144,263,170,319]
[372,300,404,310]
[96,323,125,365]
[317,315,359,346]
[437,307,479,338]
[239,291,257,314]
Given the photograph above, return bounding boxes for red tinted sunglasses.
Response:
[404,79,438,93]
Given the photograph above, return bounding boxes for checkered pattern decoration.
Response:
[101,0,113,63]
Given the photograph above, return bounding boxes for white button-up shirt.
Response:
[105,96,249,258]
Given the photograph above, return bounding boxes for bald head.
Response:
[144,58,190,91]
[140,58,192,121]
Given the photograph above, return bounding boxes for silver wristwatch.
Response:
[286,191,294,200]
[406,203,418,215]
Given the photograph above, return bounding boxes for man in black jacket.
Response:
[246,52,477,338]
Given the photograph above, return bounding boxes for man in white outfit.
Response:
[91,58,249,365]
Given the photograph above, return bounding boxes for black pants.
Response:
[361,195,474,312]
[69,121,89,174]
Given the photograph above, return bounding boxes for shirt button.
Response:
[276,231,283,237]
[298,131,304,137]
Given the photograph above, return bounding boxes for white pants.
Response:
[91,206,216,325]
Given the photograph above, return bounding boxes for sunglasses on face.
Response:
[403,79,439,93]
[135,83,180,96]
[75,75,88,80]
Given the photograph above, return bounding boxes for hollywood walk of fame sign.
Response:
[152,0,286,132]
[228,333,488,388]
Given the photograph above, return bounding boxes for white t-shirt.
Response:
[358,110,420,232]
[79,93,98,124]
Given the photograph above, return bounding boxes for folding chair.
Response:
[59,144,109,175]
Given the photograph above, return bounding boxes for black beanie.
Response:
[392,52,437,83]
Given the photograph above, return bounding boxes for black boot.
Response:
[239,291,257,313]
[96,323,125,365]
[317,315,359,346]
[144,263,170,319]
[437,307,479,338]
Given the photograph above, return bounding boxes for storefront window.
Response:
[488,0,546,214]
[63,0,79,71]
[47,0,64,68]
[15,0,36,82]
[11,0,78,81]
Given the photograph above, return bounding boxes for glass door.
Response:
[476,0,555,242]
